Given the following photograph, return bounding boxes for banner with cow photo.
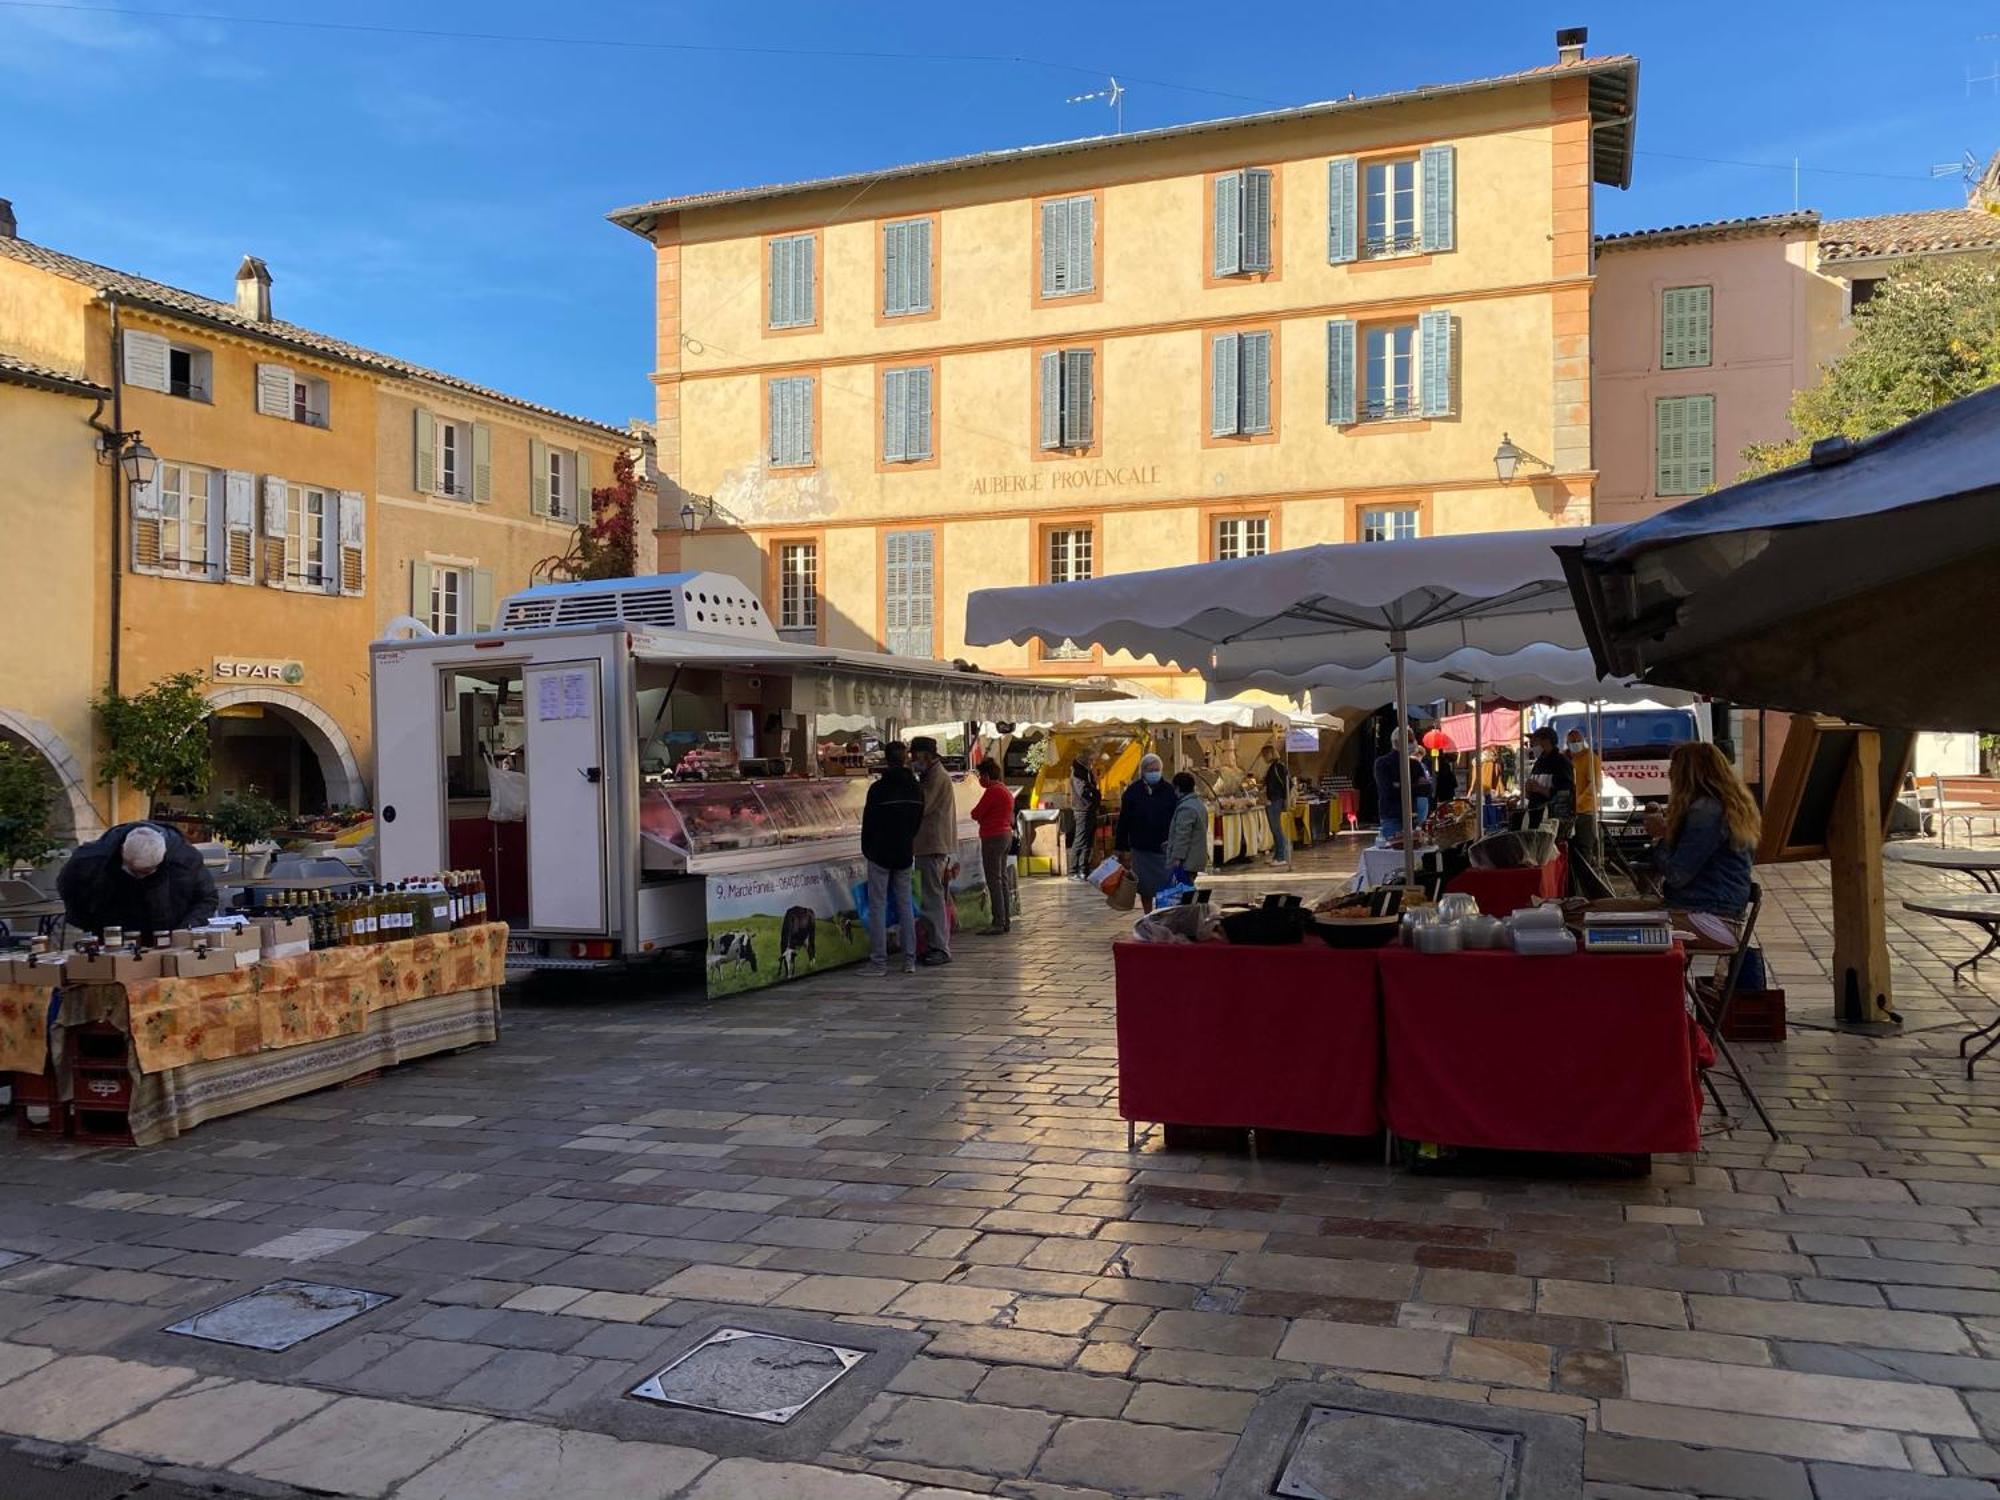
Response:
[702,842,992,997]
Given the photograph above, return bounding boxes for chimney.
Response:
[1556,26,1588,64]
[0,199,16,240]
[235,255,272,321]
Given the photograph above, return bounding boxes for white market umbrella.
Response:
[966,527,1602,885]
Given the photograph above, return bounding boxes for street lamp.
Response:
[96,430,159,488]
[1492,433,1550,484]
[679,500,706,534]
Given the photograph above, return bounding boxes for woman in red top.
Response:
[971,758,1017,935]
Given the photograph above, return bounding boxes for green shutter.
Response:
[1242,168,1273,272]
[1240,332,1271,434]
[1655,398,1686,494]
[1213,171,1242,277]
[1211,333,1241,437]
[1328,158,1358,264]
[576,450,591,509]
[413,407,434,492]
[1326,320,1356,425]
[1062,349,1093,448]
[471,422,492,502]
[410,560,434,619]
[883,368,909,462]
[1039,352,1064,449]
[1418,310,1454,418]
[472,569,495,632]
[1041,200,1068,296]
[529,437,549,515]
[1420,144,1456,253]
[1687,394,1715,490]
[1662,286,1712,369]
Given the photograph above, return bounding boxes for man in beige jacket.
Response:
[908,736,956,966]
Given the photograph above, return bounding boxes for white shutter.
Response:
[130,468,163,571]
[336,489,365,597]
[1041,200,1069,296]
[884,530,934,656]
[1418,310,1455,418]
[121,330,170,393]
[530,437,549,514]
[261,475,289,588]
[1328,158,1359,264]
[1419,144,1456,253]
[1326,320,1357,425]
[1062,350,1093,448]
[1067,196,1094,293]
[1211,333,1241,437]
[255,362,294,418]
[1242,169,1273,272]
[883,369,907,463]
[1213,171,1243,277]
[1038,352,1064,450]
[223,470,255,584]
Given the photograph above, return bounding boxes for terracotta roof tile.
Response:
[1596,210,1818,252]
[0,347,109,399]
[1818,208,2000,265]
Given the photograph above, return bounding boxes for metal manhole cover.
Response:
[165,1280,392,1351]
[628,1327,866,1424]
[1277,1408,1520,1500]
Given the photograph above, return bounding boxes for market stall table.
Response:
[1378,945,1702,1157]
[1114,939,1380,1143]
[1444,851,1568,917]
[1215,804,1274,864]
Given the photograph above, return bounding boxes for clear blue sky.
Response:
[2,1,1991,426]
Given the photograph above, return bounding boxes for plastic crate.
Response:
[1721,989,1787,1044]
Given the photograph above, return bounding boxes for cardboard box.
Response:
[254,917,312,962]
[162,947,238,978]
[64,949,166,985]
[3,957,66,986]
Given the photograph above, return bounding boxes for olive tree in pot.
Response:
[93,672,214,826]
[0,743,63,876]
[210,788,285,878]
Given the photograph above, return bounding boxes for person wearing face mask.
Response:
[1565,728,1601,869]
[907,736,956,966]
[1115,753,1179,911]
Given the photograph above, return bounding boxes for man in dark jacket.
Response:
[57,821,219,940]
[861,742,925,975]
[1115,753,1180,910]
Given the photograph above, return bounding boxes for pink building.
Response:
[1591,213,1844,523]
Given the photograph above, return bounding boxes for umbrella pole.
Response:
[1473,696,1485,836]
[1394,636,1415,890]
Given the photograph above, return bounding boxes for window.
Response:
[255,362,327,426]
[413,562,487,632]
[1365,323,1417,422]
[769,376,815,468]
[778,542,818,636]
[882,218,933,316]
[1328,311,1454,424]
[1849,276,1881,312]
[438,419,464,498]
[1661,285,1712,369]
[882,366,934,463]
[1038,348,1095,451]
[166,346,211,402]
[287,484,329,588]
[1329,144,1454,264]
[768,233,816,329]
[1360,507,1419,544]
[292,374,329,427]
[1210,330,1272,437]
[120,329,210,401]
[883,530,934,657]
[1039,193,1095,298]
[528,438,587,519]
[1365,158,1419,258]
[416,410,488,501]
[1215,515,1268,560]
[1043,527,1094,660]
[547,447,573,519]
[156,463,211,575]
[1655,394,1716,496]
[1212,168,1274,277]
[430,565,466,637]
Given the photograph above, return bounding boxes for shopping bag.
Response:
[1104,869,1137,910]
[1086,856,1124,889]
[487,762,528,823]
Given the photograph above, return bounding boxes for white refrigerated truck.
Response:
[370,572,1069,981]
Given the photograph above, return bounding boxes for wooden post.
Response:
[1828,728,1893,1023]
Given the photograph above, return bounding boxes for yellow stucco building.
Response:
[0,211,644,831]
[614,43,1638,694]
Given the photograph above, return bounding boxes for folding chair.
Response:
[1688,882,1778,1139]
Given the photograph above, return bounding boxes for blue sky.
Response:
[2,1,1992,425]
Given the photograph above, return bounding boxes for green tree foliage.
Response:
[94,672,213,810]
[1745,257,2000,475]
[0,743,62,869]
[209,787,285,850]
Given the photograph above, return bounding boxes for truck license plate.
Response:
[506,938,538,958]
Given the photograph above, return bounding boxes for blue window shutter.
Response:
[1328,158,1358,264]
[1419,310,1454,417]
[1241,332,1271,434]
[795,377,814,464]
[1326,319,1356,425]
[1041,200,1068,295]
[797,237,815,325]
[1039,352,1064,449]
[883,223,906,315]
[908,219,932,312]
[769,380,787,464]
[1420,144,1456,253]
[882,369,908,462]
[908,366,933,460]
[1063,349,1094,447]
[769,238,792,327]
[1243,169,1273,272]
[1211,333,1241,437]
[1069,196,1094,292]
[1213,171,1242,276]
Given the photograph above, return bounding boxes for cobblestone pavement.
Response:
[2,840,2000,1498]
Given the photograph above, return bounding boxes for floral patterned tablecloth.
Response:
[0,923,507,1076]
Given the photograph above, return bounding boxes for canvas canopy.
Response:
[1061,696,1296,735]
[1561,384,2000,730]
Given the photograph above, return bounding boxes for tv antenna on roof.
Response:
[1066,76,1124,134]
[1931,150,1979,190]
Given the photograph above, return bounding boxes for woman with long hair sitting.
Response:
[1643,742,1761,916]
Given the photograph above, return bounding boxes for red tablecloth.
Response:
[1378,946,1700,1154]
[1113,940,1380,1135]
[1445,851,1568,917]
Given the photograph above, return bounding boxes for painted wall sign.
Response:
[970,464,1162,497]
[212,657,306,685]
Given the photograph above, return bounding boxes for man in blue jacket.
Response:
[1115,753,1180,910]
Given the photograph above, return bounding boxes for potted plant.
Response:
[94,672,214,817]
[0,743,62,876]
[210,788,285,878]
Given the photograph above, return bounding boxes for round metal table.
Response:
[1886,843,2000,893]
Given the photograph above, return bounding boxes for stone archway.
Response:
[204,687,365,809]
[0,708,105,844]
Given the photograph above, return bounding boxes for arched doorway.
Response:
[204,687,364,814]
[0,709,104,844]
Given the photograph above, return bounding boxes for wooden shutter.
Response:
[1213,171,1243,277]
[576,450,591,512]
[1657,399,1687,494]
[907,219,932,312]
[223,470,255,584]
[1662,286,1712,368]
[1041,199,1069,296]
[906,367,932,461]
[472,423,493,502]
[130,468,162,569]
[121,330,170,393]
[410,561,434,621]
[1328,158,1359,264]
[1242,169,1273,272]
[1067,196,1094,293]
[771,377,813,466]
[260,475,289,587]
[882,369,908,462]
[1420,144,1456,253]
[1326,320,1357,425]
[529,436,549,514]
[770,234,814,328]
[883,222,907,315]
[1419,310,1455,418]
[1240,332,1271,434]
[794,237,815,326]
[1211,333,1241,437]
[413,408,434,492]
[770,381,790,465]
[769,237,792,327]
[884,530,933,656]
[472,569,495,632]
[335,489,366,596]
[1686,395,1715,491]
[255,362,293,418]
[1038,352,1064,450]
[1062,350,1094,448]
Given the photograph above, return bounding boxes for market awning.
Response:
[1561,384,2000,730]
[1059,695,1298,735]
[1287,645,1699,712]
